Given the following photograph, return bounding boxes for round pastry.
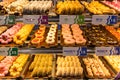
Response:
[49,29,56,33]
[63,35,73,39]
[47,35,55,40]
[35,32,44,37]
[48,32,55,36]
[45,38,55,44]
[76,38,86,45]
[37,29,45,34]
[36,36,44,42]
[64,38,75,45]
[31,38,41,44]
[39,25,46,30]
[62,24,70,28]
[73,35,83,40]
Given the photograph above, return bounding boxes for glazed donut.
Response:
[46,38,55,44]
[36,36,44,42]
[47,35,55,40]
[73,35,83,40]
[48,32,55,36]
[39,25,46,30]
[71,24,79,28]
[31,38,40,45]
[63,35,73,39]
[35,32,44,37]
[62,24,70,28]
[64,38,75,45]
[49,29,56,33]
[76,38,86,45]
[37,29,45,34]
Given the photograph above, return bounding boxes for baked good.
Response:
[56,56,83,77]
[0,26,7,34]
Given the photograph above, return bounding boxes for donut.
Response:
[63,35,73,39]
[71,24,79,28]
[73,35,84,40]
[35,32,44,36]
[47,35,55,40]
[64,38,75,45]
[37,29,45,34]
[76,38,86,45]
[48,32,55,36]
[62,24,70,28]
[45,38,55,44]
[35,36,44,42]
[39,25,46,30]
[49,29,56,33]
[31,38,40,45]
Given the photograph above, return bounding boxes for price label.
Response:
[23,15,48,24]
[63,47,87,56]
[7,15,15,24]
[92,15,117,25]
[0,15,6,25]
[0,47,18,56]
[59,15,84,24]
[95,47,120,56]
[74,15,85,24]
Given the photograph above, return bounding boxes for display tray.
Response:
[21,54,54,79]
[101,1,120,14]
[102,56,119,74]
[60,25,87,47]
[81,1,117,15]
[55,55,84,79]
[82,25,119,47]
[29,25,58,48]
[0,54,30,79]
[80,55,116,79]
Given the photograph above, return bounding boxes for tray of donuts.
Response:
[21,54,54,79]
[81,55,116,79]
[0,23,34,47]
[60,24,87,47]
[29,24,58,48]
[0,54,29,79]
[55,55,84,79]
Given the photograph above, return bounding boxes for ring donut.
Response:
[46,38,55,44]
[64,38,75,45]
[73,35,83,40]
[47,35,55,40]
[48,32,55,36]
[63,35,73,39]
[76,38,86,45]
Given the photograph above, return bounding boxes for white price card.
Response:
[0,47,18,56]
[92,15,117,25]
[0,15,6,25]
[63,47,87,56]
[23,15,48,24]
[95,47,120,56]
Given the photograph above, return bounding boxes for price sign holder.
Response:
[0,47,18,56]
[59,15,84,24]
[95,47,120,56]
[7,15,15,24]
[63,47,87,56]
[0,15,6,25]
[92,15,118,25]
[23,15,48,24]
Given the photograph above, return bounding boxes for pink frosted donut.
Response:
[64,38,75,45]
[76,38,86,45]
[63,34,73,39]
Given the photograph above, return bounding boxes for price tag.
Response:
[0,47,18,56]
[63,47,87,56]
[95,47,120,56]
[59,15,84,24]
[74,15,85,24]
[23,15,48,24]
[0,15,6,25]
[7,15,15,24]
[92,15,117,25]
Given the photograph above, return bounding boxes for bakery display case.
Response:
[0,0,120,79]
